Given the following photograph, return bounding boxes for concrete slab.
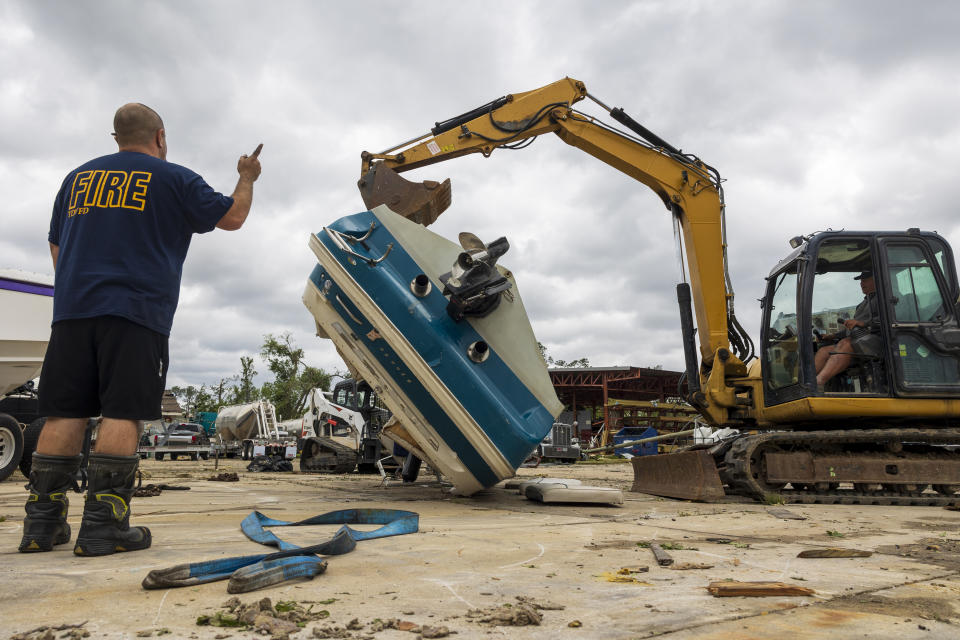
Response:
[1,459,959,639]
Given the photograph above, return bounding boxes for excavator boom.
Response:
[358,77,750,426]
[353,77,960,507]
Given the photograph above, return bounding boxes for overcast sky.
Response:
[3,1,960,395]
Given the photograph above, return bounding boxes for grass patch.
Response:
[764,493,785,505]
[826,530,845,538]
[196,613,244,628]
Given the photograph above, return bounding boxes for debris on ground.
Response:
[247,455,294,472]
[208,472,240,481]
[135,630,171,637]
[706,581,816,597]
[466,602,542,626]
[133,483,190,498]
[669,562,715,570]
[568,620,583,628]
[308,617,451,639]
[650,542,673,566]
[821,593,957,622]
[797,548,873,558]
[876,537,960,571]
[515,595,565,611]
[599,571,653,585]
[767,507,807,520]
[616,566,649,574]
[11,622,90,639]
[464,596,561,627]
[197,597,330,638]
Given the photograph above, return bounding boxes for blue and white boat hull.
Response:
[302,205,562,494]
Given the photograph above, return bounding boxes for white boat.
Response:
[0,269,53,396]
[302,205,563,494]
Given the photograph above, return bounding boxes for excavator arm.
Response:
[358,77,753,425]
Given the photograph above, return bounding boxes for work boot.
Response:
[18,453,80,552]
[73,453,151,557]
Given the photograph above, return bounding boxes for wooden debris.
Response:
[650,542,674,566]
[707,581,815,597]
[669,562,715,570]
[767,507,807,520]
[797,548,872,558]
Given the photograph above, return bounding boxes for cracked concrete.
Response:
[2,459,959,638]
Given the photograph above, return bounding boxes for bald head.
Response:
[113,103,164,147]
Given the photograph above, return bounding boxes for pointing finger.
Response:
[251,143,263,159]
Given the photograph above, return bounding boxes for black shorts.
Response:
[38,316,169,420]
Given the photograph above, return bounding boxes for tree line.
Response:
[171,332,333,421]
[174,337,596,422]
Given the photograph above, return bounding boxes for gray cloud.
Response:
[4,0,959,389]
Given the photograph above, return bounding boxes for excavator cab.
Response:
[761,230,960,407]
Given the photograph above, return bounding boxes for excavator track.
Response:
[721,429,960,506]
[300,437,358,474]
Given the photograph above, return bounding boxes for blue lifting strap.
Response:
[142,508,419,593]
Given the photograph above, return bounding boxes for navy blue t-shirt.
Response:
[48,151,233,336]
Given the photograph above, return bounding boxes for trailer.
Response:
[0,269,54,481]
[214,400,296,460]
[137,420,214,461]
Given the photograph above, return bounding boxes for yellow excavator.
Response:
[356,77,960,505]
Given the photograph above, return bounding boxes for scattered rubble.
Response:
[669,562,715,570]
[208,472,240,481]
[197,597,331,638]
[133,483,190,498]
[10,622,89,640]
[308,618,452,638]
[797,547,872,558]
[465,596,565,627]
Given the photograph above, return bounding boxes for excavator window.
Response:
[809,239,887,395]
[764,269,800,390]
[887,245,944,323]
[883,241,960,388]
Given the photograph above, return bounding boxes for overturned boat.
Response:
[0,269,54,396]
[302,205,562,494]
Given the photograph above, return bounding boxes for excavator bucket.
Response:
[630,449,726,501]
[357,164,452,226]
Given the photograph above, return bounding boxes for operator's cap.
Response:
[854,270,873,280]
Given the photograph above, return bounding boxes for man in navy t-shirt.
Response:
[19,103,262,556]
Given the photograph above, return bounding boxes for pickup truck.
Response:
[138,422,212,461]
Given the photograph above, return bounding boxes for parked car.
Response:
[140,422,212,460]
[161,422,210,446]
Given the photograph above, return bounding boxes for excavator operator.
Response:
[814,271,882,387]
